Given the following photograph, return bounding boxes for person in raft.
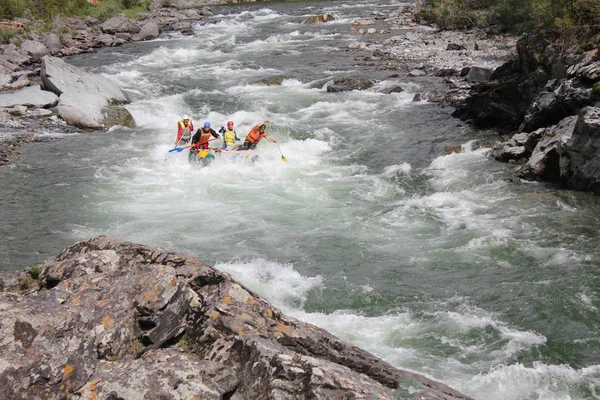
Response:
[219,120,241,150]
[238,120,277,150]
[191,122,220,150]
[175,116,193,146]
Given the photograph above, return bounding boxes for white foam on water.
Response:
[216,259,323,311]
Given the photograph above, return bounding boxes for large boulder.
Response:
[41,56,134,129]
[58,89,135,129]
[20,40,49,61]
[558,106,600,192]
[0,236,472,400]
[100,15,141,34]
[43,33,63,55]
[517,116,577,181]
[41,56,130,103]
[0,85,58,109]
[134,21,160,41]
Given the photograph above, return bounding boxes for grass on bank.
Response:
[0,0,152,22]
[418,0,600,43]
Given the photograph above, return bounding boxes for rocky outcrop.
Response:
[0,236,472,400]
[454,31,600,192]
[558,106,600,192]
[41,56,134,129]
[0,85,58,108]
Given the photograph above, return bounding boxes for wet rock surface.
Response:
[0,236,473,400]
[458,32,600,191]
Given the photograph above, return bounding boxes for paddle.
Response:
[168,137,218,153]
[276,143,288,162]
[169,145,191,153]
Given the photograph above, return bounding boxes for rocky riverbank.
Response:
[0,5,215,164]
[452,33,600,192]
[0,235,472,400]
[345,5,600,193]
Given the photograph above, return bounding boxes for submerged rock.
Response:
[0,236,472,400]
[326,76,374,92]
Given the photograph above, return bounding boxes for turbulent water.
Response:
[2,1,600,398]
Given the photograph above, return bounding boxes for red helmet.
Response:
[227,121,234,127]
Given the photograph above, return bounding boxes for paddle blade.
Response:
[169,145,191,153]
[281,155,288,162]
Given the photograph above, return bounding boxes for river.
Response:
[1,1,600,398]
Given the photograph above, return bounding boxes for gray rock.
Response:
[20,40,49,61]
[490,144,527,162]
[41,56,133,129]
[134,21,160,41]
[446,43,466,51]
[58,89,135,129]
[6,105,27,116]
[176,0,213,9]
[115,32,133,41]
[6,74,29,90]
[34,108,53,117]
[465,66,493,82]
[326,76,374,92]
[41,56,130,103]
[303,14,335,24]
[558,107,600,192]
[518,116,577,181]
[0,65,11,87]
[409,69,426,76]
[43,33,62,55]
[0,236,472,400]
[101,15,141,34]
[0,85,58,108]
[3,44,31,65]
[95,34,116,47]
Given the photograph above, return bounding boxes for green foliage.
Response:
[593,81,600,95]
[0,28,19,44]
[26,265,43,280]
[420,0,600,40]
[177,334,202,354]
[19,276,34,290]
[0,0,26,19]
[0,0,152,22]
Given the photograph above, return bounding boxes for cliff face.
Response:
[0,236,471,400]
[453,33,600,192]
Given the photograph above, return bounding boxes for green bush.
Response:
[419,0,600,40]
[0,0,25,19]
[0,28,20,44]
[0,0,150,22]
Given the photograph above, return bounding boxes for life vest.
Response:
[246,126,263,144]
[223,129,237,147]
[199,132,212,144]
[179,120,192,140]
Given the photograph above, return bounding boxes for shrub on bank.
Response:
[0,0,151,21]
[418,0,600,42]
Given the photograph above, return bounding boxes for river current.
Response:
[1,1,600,398]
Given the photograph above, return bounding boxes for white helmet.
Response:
[183,115,190,120]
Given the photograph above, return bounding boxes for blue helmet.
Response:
[204,122,211,128]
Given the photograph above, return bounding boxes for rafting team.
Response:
[175,117,278,152]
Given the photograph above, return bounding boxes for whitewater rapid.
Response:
[1,1,600,399]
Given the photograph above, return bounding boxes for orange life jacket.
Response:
[199,132,212,144]
[246,126,263,144]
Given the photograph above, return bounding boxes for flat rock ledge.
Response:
[0,236,471,400]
